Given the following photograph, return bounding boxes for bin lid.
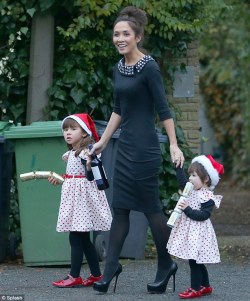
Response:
[3,120,167,142]
[0,121,14,142]
[3,121,63,139]
[2,120,113,139]
[0,121,13,131]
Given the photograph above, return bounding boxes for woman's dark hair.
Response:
[188,162,212,187]
[114,6,148,49]
[62,118,94,156]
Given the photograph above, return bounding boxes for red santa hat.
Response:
[192,154,224,190]
[62,113,99,142]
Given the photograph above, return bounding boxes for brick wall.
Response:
[167,41,200,154]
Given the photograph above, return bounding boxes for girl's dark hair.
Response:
[62,118,94,156]
[114,6,148,49]
[188,162,212,187]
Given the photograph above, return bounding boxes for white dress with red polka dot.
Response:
[56,150,112,232]
[167,187,222,264]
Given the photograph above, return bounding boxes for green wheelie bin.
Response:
[3,121,71,266]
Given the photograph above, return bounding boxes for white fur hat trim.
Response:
[192,155,219,189]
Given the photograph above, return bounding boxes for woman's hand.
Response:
[89,140,106,156]
[162,119,185,168]
[170,144,184,168]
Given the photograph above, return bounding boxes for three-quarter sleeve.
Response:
[112,66,121,115]
[145,61,172,121]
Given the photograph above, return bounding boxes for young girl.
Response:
[167,155,224,299]
[50,113,112,288]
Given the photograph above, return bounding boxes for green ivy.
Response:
[1,0,226,122]
[0,1,31,122]
[199,0,250,186]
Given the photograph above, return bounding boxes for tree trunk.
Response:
[26,12,54,124]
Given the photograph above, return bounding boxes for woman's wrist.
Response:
[170,143,178,147]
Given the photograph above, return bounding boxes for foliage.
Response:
[0,0,31,122]
[1,0,226,122]
[199,0,250,186]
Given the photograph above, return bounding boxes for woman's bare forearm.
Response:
[100,112,122,145]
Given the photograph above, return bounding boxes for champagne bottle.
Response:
[167,182,194,228]
[88,144,109,190]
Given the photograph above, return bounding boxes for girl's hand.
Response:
[48,176,59,186]
[170,144,184,168]
[177,198,188,210]
[86,154,92,171]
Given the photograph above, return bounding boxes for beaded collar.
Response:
[117,55,154,76]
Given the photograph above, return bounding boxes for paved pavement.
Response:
[0,244,250,301]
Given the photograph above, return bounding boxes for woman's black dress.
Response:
[112,55,172,213]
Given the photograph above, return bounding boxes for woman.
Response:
[91,6,184,294]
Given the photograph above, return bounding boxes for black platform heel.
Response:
[93,263,122,293]
[147,262,178,294]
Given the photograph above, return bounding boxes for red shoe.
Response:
[179,288,202,299]
[52,274,83,288]
[82,274,103,287]
[199,286,213,295]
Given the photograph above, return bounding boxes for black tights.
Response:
[103,208,173,282]
[189,259,210,291]
[69,231,101,278]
